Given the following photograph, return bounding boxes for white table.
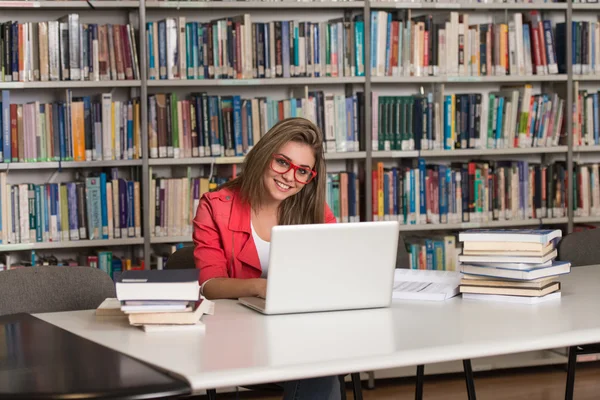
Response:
[35,265,600,394]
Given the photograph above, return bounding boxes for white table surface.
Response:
[35,265,600,393]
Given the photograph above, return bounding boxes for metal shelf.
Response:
[146,0,364,8]
[541,217,569,225]
[148,77,365,87]
[0,160,142,170]
[0,80,141,89]
[151,236,193,244]
[573,216,600,224]
[419,146,568,157]
[397,219,542,232]
[0,238,144,252]
[371,74,568,84]
[372,150,420,158]
[573,75,600,81]
[574,145,600,153]
[0,0,139,8]
[149,157,214,166]
[573,3,600,10]
[148,152,365,166]
[371,147,566,158]
[370,1,567,10]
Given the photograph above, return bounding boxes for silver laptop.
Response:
[239,221,400,315]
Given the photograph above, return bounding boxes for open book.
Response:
[392,269,462,301]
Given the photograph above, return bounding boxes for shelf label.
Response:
[394,3,421,8]
[446,76,482,82]
[0,1,40,6]
[218,79,261,86]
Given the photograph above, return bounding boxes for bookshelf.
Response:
[1,0,598,273]
[1,0,598,388]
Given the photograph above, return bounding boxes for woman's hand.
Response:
[252,278,267,298]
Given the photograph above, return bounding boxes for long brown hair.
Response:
[219,117,326,225]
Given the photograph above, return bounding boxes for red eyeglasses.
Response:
[270,154,317,184]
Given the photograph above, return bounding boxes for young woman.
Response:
[192,117,341,400]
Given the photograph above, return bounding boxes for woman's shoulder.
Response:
[201,186,239,205]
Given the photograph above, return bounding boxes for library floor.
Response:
[200,362,600,399]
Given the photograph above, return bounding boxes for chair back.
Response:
[0,266,116,316]
[168,241,412,270]
[164,246,195,270]
[396,236,411,269]
[557,228,600,267]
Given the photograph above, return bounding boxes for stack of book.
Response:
[457,229,571,304]
[115,269,213,332]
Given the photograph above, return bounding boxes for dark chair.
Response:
[165,246,363,400]
[557,228,600,400]
[0,266,116,316]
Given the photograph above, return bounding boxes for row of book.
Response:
[327,171,361,222]
[371,11,559,78]
[574,163,600,218]
[0,169,142,245]
[405,234,458,271]
[148,91,364,158]
[0,16,140,83]
[150,176,206,238]
[146,15,365,80]
[0,91,142,163]
[372,85,565,152]
[574,87,600,147]
[372,160,568,224]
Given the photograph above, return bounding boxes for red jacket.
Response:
[192,187,337,285]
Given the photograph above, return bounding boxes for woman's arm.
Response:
[192,197,266,300]
[202,278,266,300]
[324,203,337,223]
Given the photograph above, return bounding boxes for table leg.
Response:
[351,373,363,400]
[367,371,375,389]
[565,346,578,400]
[206,389,217,400]
[463,359,476,400]
[415,365,424,400]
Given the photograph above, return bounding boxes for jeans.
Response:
[279,376,342,400]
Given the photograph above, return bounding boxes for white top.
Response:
[251,221,270,278]
[35,265,600,394]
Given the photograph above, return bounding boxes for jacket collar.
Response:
[225,189,261,273]
[227,189,251,234]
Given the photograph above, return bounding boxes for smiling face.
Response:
[263,140,316,205]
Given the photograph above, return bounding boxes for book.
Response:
[121,303,193,313]
[462,241,555,253]
[139,322,206,333]
[462,242,555,257]
[460,260,553,271]
[462,291,562,304]
[392,269,461,301]
[116,269,200,301]
[458,249,557,265]
[460,275,558,289]
[459,282,560,297]
[458,229,562,244]
[95,298,125,316]
[129,299,214,326]
[460,261,571,281]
